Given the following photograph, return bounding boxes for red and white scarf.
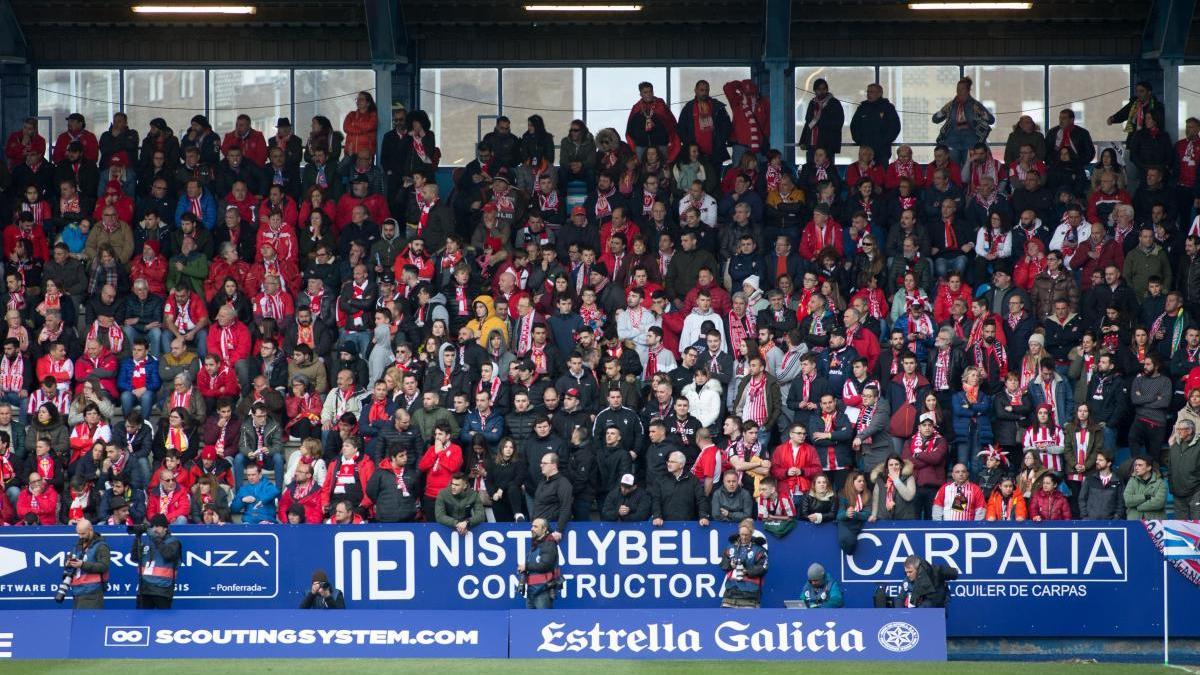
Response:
[743,374,768,425]
[87,321,125,353]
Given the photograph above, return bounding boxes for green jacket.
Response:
[1123,471,1167,520]
[412,406,459,442]
[1168,437,1200,498]
[434,487,485,528]
[166,252,209,295]
[1122,245,1172,300]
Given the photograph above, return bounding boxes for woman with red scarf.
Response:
[284,375,323,440]
[932,273,972,324]
[1012,238,1048,292]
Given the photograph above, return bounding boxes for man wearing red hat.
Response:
[187,445,234,489]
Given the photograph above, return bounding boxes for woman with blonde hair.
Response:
[284,437,327,487]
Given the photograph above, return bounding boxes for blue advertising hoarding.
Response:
[0,521,1194,638]
[67,610,509,659]
[509,609,946,660]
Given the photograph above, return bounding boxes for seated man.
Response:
[117,338,161,420]
[801,563,844,608]
[434,473,485,535]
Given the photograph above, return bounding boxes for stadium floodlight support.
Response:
[908,2,1032,9]
[524,5,643,11]
[131,5,257,14]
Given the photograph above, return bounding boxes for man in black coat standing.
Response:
[850,83,901,164]
[799,78,844,166]
[650,450,711,525]
[677,80,733,166]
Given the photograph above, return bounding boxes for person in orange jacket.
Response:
[985,475,1028,521]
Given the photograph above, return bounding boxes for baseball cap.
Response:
[200,445,218,461]
[619,473,636,487]
[565,388,580,398]
[571,206,586,217]
[919,412,937,425]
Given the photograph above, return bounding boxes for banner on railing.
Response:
[509,609,946,660]
[0,522,1195,638]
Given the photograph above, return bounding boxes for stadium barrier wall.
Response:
[0,608,946,660]
[0,522,1194,638]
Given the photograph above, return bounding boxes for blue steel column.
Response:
[762,0,793,164]
[365,0,412,158]
[1141,0,1195,137]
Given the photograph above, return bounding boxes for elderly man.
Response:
[122,279,166,358]
[1169,419,1200,519]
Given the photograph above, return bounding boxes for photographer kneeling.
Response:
[131,514,183,609]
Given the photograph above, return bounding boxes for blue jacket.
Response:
[460,409,505,449]
[951,391,993,443]
[1027,375,1074,427]
[173,189,218,229]
[230,480,280,524]
[117,356,162,393]
[802,574,844,608]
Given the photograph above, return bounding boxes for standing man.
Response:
[131,514,182,609]
[718,518,768,608]
[1169,419,1200,519]
[677,80,732,166]
[66,519,109,609]
[800,79,844,166]
[850,83,901,164]
[625,82,679,161]
[1107,81,1163,191]
[932,77,995,167]
[518,517,560,609]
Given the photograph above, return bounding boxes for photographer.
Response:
[131,513,183,609]
[300,569,345,609]
[517,517,560,609]
[901,554,957,608]
[65,518,110,608]
[801,563,844,608]
[719,518,768,608]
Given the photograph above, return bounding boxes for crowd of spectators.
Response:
[0,74,1197,531]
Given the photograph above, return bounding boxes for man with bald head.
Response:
[66,518,111,608]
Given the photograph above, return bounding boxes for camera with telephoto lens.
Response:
[732,559,746,581]
[127,523,149,536]
[516,573,527,598]
[53,553,78,603]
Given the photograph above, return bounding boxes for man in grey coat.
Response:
[852,385,892,471]
[710,470,755,522]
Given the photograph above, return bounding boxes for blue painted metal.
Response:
[0,0,27,63]
[762,0,791,162]
[365,0,413,155]
[1140,0,1194,135]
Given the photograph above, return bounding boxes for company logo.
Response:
[0,631,12,658]
[876,622,919,653]
[1144,520,1200,587]
[0,547,27,578]
[842,527,1127,583]
[334,531,416,601]
[104,626,150,647]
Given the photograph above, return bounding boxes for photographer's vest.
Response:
[138,536,180,590]
[70,539,109,596]
[723,542,766,595]
[525,537,561,594]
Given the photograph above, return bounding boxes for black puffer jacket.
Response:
[365,458,420,522]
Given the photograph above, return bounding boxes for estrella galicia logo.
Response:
[104,626,150,647]
[876,621,919,653]
[334,531,416,601]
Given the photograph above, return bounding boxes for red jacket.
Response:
[278,481,324,524]
[92,192,134,224]
[1085,188,1131,224]
[35,355,73,390]
[902,434,949,488]
[52,130,100,164]
[932,281,972,324]
[222,129,269,167]
[17,486,59,525]
[257,195,299,230]
[798,219,845,261]
[187,459,235,489]
[321,453,376,511]
[343,110,378,158]
[845,162,886,190]
[925,160,963,187]
[145,485,191,523]
[335,193,390,233]
[244,257,301,297]
[255,225,299,265]
[205,258,251,301]
[724,80,770,154]
[222,192,259,224]
[418,443,464,498]
[1069,240,1125,291]
[206,322,253,364]
[129,255,168,296]
[197,365,239,400]
[74,351,118,398]
[5,131,46,167]
[770,441,822,497]
[1028,488,1071,521]
[3,225,50,261]
[885,160,926,191]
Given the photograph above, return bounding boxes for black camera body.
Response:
[53,553,78,603]
[127,523,149,536]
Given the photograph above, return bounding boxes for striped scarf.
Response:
[743,375,768,425]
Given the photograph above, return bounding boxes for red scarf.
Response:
[744,374,768,425]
